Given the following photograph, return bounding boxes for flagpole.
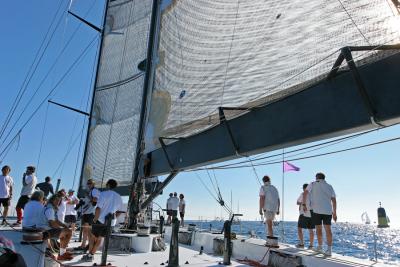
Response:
[281,149,285,241]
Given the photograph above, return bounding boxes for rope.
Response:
[187,133,400,172]
[0,0,67,143]
[0,35,99,161]
[36,102,50,175]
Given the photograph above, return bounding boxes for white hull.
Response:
[0,224,392,267]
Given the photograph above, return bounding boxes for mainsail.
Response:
[79,0,153,194]
[143,0,400,176]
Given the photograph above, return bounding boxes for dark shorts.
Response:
[91,221,107,237]
[298,214,314,229]
[167,210,172,216]
[46,228,62,239]
[0,198,10,207]
[65,215,77,224]
[179,212,184,218]
[16,195,30,209]
[81,214,94,225]
[311,210,332,226]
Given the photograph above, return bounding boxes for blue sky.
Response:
[1,0,399,227]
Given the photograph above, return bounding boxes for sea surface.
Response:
[187,220,400,265]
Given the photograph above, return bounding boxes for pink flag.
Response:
[283,161,300,172]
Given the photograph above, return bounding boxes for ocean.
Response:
[187,220,400,265]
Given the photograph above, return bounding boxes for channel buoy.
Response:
[377,202,389,228]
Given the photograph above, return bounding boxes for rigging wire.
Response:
[72,38,100,189]
[336,0,371,45]
[52,130,84,178]
[0,0,98,150]
[195,171,232,215]
[0,36,99,161]
[187,134,400,172]
[0,0,67,142]
[204,124,390,170]
[36,102,50,175]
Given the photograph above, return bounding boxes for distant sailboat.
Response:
[361,212,371,225]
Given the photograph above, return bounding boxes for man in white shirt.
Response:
[296,183,314,249]
[171,192,179,218]
[0,165,13,225]
[65,189,79,233]
[303,172,337,256]
[82,179,123,262]
[75,179,100,251]
[166,193,173,224]
[259,175,280,238]
[179,194,186,227]
[15,166,37,225]
[23,191,74,261]
[57,189,67,223]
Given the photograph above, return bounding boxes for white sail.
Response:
[144,0,400,151]
[361,212,371,224]
[80,0,153,192]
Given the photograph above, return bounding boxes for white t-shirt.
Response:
[57,199,67,223]
[259,184,280,212]
[297,192,311,217]
[65,195,79,216]
[40,204,57,230]
[96,190,123,225]
[82,188,100,215]
[166,197,173,209]
[170,196,179,211]
[0,175,13,198]
[21,174,37,197]
[306,180,336,215]
[22,200,45,228]
[179,199,186,213]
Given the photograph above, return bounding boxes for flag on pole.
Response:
[283,161,300,172]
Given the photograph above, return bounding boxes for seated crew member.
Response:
[23,192,74,261]
[82,179,123,262]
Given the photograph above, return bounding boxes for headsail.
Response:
[79,0,153,194]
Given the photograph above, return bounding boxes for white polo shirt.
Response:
[22,200,45,228]
[297,192,311,217]
[170,196,179,211]
[65,195,79,216]
[96,190,123,226]
[0,175,13,198]
[82,188,100,215]
[21,174,37,197]
[179,199,186,213]
[306,179,336,215]
[259,184,280,213]
[57,198,67,223]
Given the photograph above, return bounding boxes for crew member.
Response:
[259,175,280,239]
[296,183,314,249]
[15,166,37,225]
[0,165,13,225]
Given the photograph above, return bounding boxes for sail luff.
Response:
[77,0,110,196]
[127,0,163,225]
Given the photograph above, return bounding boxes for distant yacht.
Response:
[361,212,371,225]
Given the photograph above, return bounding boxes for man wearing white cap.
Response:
[65,189,79,233]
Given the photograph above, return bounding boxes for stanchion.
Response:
[168,217,180,267]
[101,213,113,266]
[223,220,232,265]
[160,215,164,236]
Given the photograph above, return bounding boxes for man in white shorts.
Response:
[303,172,337,256]
[259,175,280,238]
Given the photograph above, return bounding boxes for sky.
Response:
[1,0,399,227]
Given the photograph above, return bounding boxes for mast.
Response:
[77,0,109,196]
[128,0,162,227]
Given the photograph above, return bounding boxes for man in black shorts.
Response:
[82,179,123,262]
[303,173,337,256]
[75,179,100,251]
[296,183,314,249]
[0,165,13,225]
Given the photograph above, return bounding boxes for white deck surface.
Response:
[0,223,392,267]
[63,242,249,267]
